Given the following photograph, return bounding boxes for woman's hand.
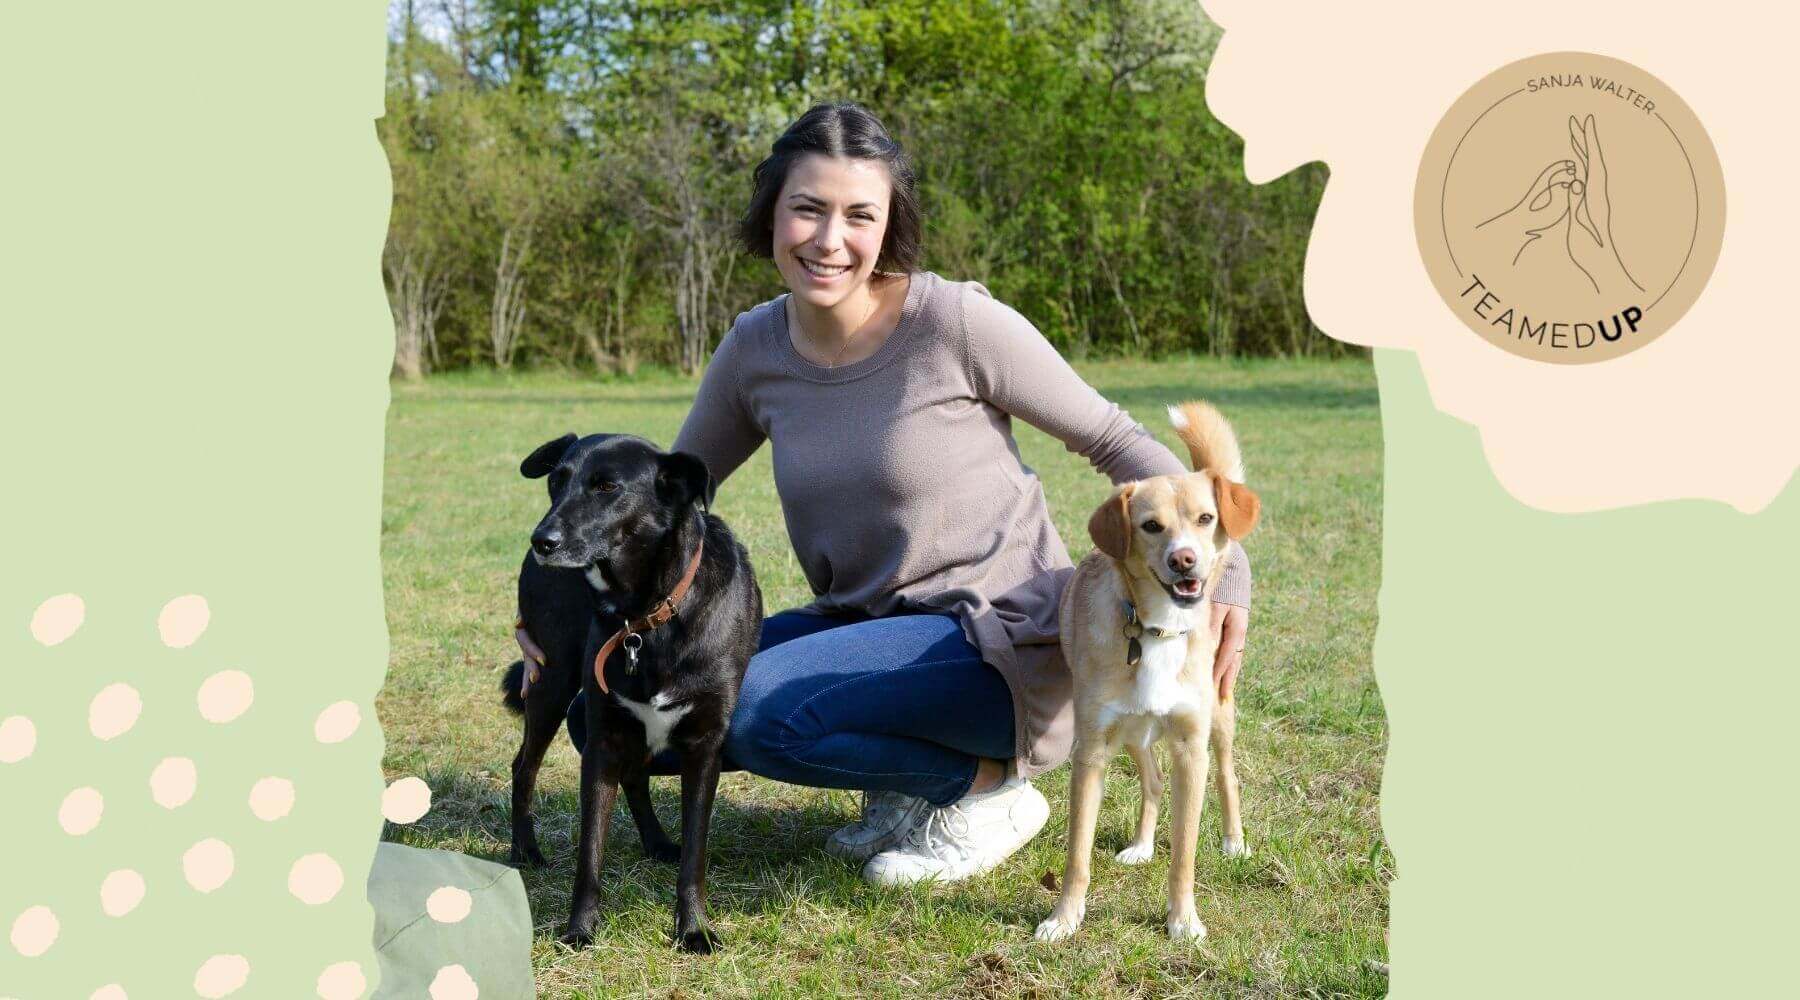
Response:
[515,618,546,695]
[1208,601,1248,703]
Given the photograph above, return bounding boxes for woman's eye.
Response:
[1197,513,1215,525]
[1141,520,1163,534]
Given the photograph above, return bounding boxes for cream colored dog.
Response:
[1035,400,1260,944]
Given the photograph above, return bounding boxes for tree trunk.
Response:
[492,224,533,369]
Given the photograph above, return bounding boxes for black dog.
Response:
[499,432,761,952]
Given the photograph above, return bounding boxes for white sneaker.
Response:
[825,790,931,862]
[860,774,1049,886]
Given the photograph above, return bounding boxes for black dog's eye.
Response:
[593,481,619,494]
[1196,513,1214,526]
[1141,520,1163,534]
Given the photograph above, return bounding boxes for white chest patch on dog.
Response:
[1098,632,1203,747]
[583,566,610,593]
[613,691,692,755]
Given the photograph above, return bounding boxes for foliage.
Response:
[380,1,1339,374]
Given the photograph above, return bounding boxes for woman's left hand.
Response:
[1209,602,1249,702]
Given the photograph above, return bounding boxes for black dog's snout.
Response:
[1167,547,1197,573]
[531,526,564,556]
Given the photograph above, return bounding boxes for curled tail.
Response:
[500,660,527,715]
[1166,400,1245,481]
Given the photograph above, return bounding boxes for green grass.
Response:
[380,357,1389,999]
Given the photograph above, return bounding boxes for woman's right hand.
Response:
[515,618,546,694]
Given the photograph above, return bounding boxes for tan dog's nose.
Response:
[1168,548,1197,573]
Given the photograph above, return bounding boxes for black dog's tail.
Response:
[500,660,527,715]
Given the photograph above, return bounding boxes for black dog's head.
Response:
[520,433,716,586]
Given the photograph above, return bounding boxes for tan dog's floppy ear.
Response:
[1214,478,1261,540]
[1087,483,1136,559]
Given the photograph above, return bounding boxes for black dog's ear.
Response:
[657,451,717,512]
[520,433,578,479]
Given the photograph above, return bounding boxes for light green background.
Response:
[4,2,1795,997]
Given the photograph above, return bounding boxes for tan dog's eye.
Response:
[1141,520,1164,534]
[1197,513,1214,526]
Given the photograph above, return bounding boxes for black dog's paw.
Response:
[644,840,682,865]
[509,841,547,867]
[558,926,595,949]
[675,924,721,955]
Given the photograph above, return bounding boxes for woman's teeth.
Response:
[800,258,851,278]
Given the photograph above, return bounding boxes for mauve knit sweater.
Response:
[672,271,1250,777]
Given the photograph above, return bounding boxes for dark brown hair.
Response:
[738,102,923,273]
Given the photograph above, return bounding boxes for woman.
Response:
[542,101,1251,886]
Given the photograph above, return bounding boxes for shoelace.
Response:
[902,802,973,860]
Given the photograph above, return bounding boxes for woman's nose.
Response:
[812,215,843,254]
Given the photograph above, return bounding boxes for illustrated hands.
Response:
[1208,601,1248,703]
[1565,114,1643,296]
[1474,159,1577,266]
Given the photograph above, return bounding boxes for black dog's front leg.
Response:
[623,773,680,863]
[561,745,619,947]
[673,741,725,953]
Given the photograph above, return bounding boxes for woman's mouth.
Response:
[797,256,852,280]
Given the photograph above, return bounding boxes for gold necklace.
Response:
[793,284,880,368]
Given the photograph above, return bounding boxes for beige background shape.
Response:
[1201,0,1797,513]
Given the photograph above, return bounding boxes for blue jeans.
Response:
[566,609,1016,805]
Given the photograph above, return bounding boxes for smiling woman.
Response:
[548,101,1255,889]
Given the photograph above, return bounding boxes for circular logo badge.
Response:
[1415,52,1725,364]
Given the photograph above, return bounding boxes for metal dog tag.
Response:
[622,632,642,675]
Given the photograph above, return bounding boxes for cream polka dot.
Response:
[196,670,253,723]
[382,776,431,824]
[31,593,85,646]
[182,838,234,893]
[426,886,473,923]
[287,853,344,905]
[89,683,143,741]
[90,985,127,1000]
[9,905,58,957]
[193,954,249,997]
[0,716,35,764]
[151,757,198,809]
[249,777,294,821]
[315,961,367,1000]
[158,594,210,648]
[427,964,478,1000]
[313,701,361,744]
[100,869,146,917]
[59,787,104,835]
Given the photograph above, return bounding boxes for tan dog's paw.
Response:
[1166,914,1208,942]
[1114,842,1154,865]
[1221,836,1251,858]
[1034,907,1085,943]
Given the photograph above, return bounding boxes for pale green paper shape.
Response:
[1,1,392,997]
[1375,349,1798,998]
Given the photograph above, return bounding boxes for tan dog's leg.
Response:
[1114,740,1161,865]
[1164,720,1209,942]
[1211,695,1249,857]
[1035,741,1109,942]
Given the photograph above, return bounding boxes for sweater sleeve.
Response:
[961,282,1251,608]
[671,322,766,488]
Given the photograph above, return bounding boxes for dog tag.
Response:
[622,632,642,675]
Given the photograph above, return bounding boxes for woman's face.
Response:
[772,154,893,310]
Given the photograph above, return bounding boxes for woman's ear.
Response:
[1213,477,1261,540]
[1087,483,1137,560]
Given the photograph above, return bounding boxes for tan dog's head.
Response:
[1086,401,1260,608]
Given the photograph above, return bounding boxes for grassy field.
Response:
[380,357,1389,998]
